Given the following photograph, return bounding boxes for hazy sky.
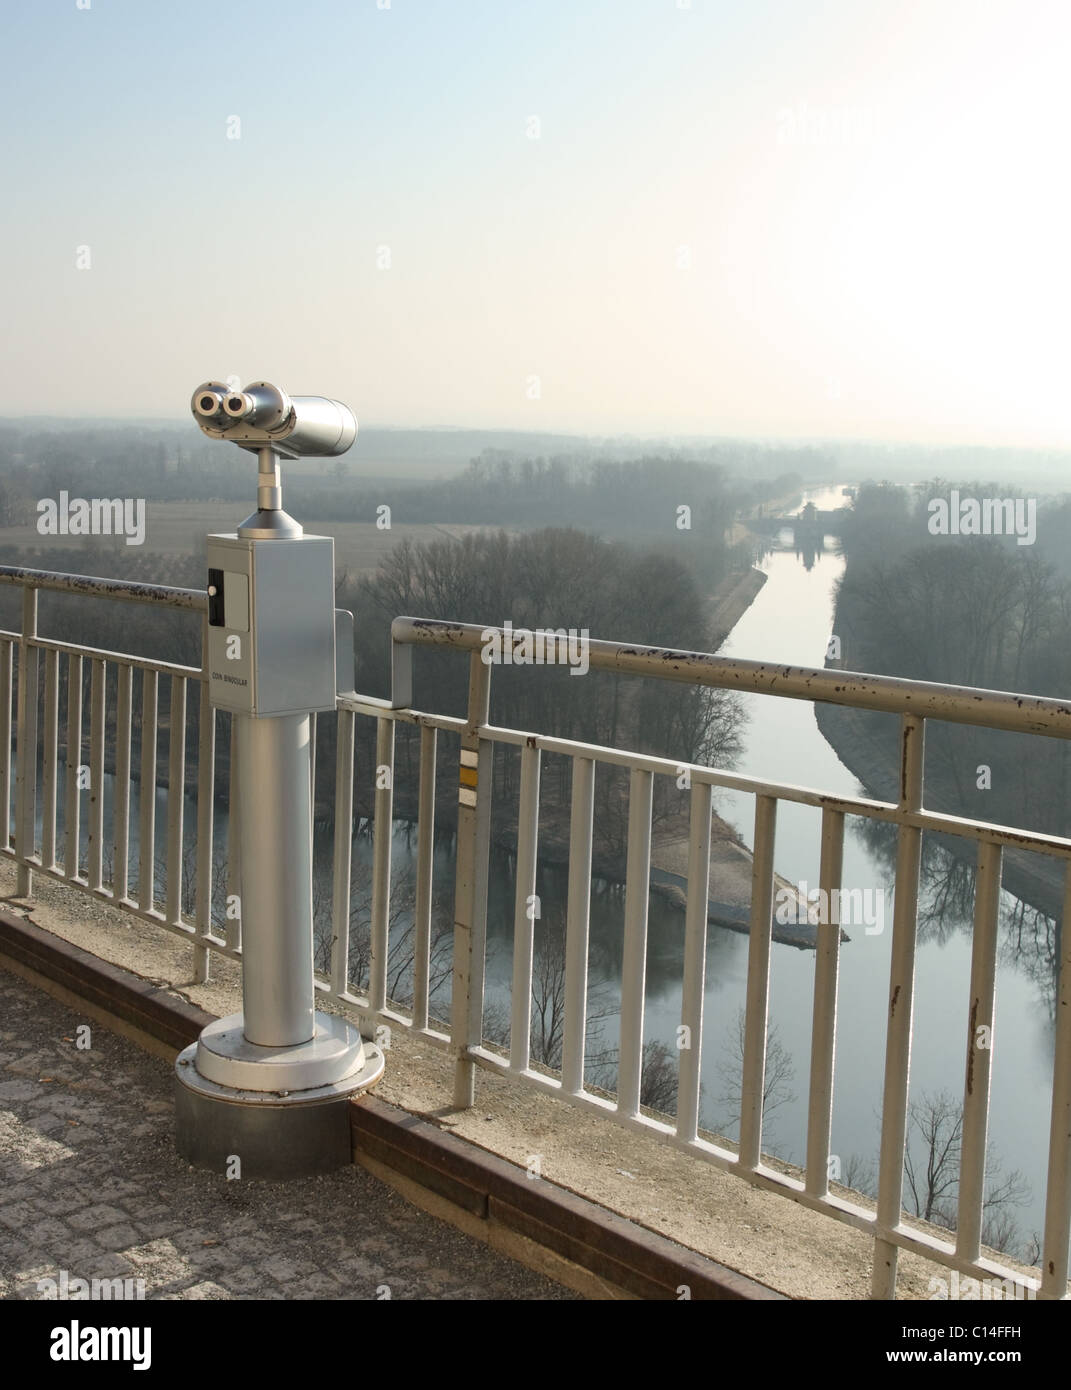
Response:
[2,0,1067,445]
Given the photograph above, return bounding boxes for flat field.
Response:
[0,500,495,578]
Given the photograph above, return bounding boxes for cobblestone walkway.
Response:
[0,968,574,1300]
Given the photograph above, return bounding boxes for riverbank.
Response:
[709,565,767,650]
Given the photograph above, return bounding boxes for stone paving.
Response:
[0,968,574,1300]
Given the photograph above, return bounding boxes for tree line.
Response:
[829,479,1071,847]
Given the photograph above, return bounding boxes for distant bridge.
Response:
[744,506,849,539]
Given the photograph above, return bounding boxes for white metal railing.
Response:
[2,568,1070,1300]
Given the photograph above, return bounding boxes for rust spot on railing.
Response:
[890,984,901,1016]
[967,999,978,1095]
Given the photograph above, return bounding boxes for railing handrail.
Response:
[0,565,207,611]
[390,614,1071,738]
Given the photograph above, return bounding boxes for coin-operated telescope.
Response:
[174,381,382,1179]
[191,381,357,456]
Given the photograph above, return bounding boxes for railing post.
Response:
[369,716,395,1013]
[193,617,215,983]
[0,640,12,853]
[956,839,1001,1261]
[739,793,777,1168]
[330,707,356,998]
[15,587,39,897]
[677,778,712,1142]
[805,806,845,1196]
[561,756,595,1097]
[451,650,492,1108]
[411,725,438,1031]
[509,741,541,1075]
[1041,862,1071,1298]
[872,712,925,1299]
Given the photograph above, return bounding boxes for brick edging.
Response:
[351,1095,783,1300]
[0,906,784,1301]
[0,908,213,1050]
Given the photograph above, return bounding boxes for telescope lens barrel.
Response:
[286,397,357,457]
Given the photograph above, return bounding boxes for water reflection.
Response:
[855,816,1059,1020]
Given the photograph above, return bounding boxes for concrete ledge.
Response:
[351,1093,783,1300]
[0,905,782,1301]
[0,907,212,1054]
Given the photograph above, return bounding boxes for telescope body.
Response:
[191,380,357,457]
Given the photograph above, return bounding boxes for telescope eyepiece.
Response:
[190,382,232,426]
[191,379,356,458]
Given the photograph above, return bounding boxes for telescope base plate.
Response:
[173,1026,385,1179]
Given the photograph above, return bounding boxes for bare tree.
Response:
[312,857,454,1015]
[484,908,615,1072]
[716,1007,797,1134]
[838,1152,876,1197]
[902,1089,1030,1256]
[635,1039,679,1115]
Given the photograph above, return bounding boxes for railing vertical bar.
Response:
[0,640,12,850]
[225,713,241,952]
[677,779,712,1143]
[138,669,158,912]
[451,652,492,1108]
[113,663,133,902]
[618,767,654,1120]
[193,636,214,982]
[87,658,106,892]
[805,806,846,1196]
[739,793,778,1169]
[310,710,317,814]
[330,707,355,998]
[562,756,594,1096]
[368,716,394,1013]
[165,676,186,927]
[15,588,39,896]
[872,712,925,1300]
[510,743,541,1073]
[1041,861,1071,1299]
[955,839,1002,1261]
[64,654,83,883]
[411,726,437,1031]
[40,649,59,872]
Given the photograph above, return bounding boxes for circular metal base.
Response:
[174,1037,385,1180]
[195,1011,373,1093]
[237,506,303,538]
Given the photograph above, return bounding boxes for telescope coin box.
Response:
[206,533,337,716]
